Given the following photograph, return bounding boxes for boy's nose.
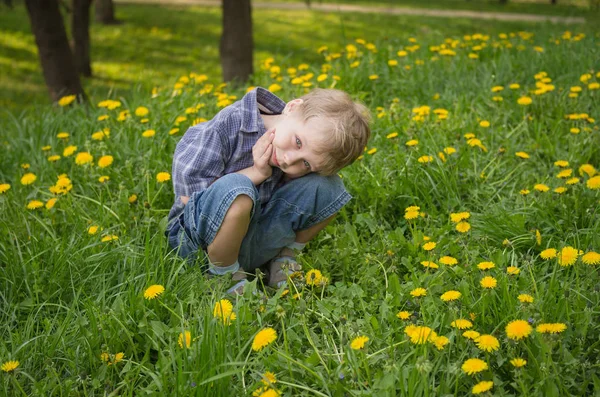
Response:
[283,151,298,165]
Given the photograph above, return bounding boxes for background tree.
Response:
[72,0,93,77]
[95,0,119,25]
[220,0,253,83]
[24,0,85,102]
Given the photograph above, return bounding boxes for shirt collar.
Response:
[239,87,286,133]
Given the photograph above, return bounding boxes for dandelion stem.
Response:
[158,300,183,321]
[366,340,407,359]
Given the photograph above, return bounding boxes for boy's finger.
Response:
[262,144,273,159]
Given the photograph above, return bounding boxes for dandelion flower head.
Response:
[462,358,488,375]
[505,320,533,340]
[144,284,165,300]
[252,327,277,351]
[350,335,369,350]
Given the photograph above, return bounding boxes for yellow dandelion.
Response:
[582,252,600,265]
[439,256,458,266]
[75,152,93,165]
[534,184,550,192]
[462,358,488,375]
[451,319,473,329]
[540,248,557,259]
[456,222,471,233]
[507,266,520,275]
[587,176,600,190]
[63,145,77,157]
[156,172,171,183]
[405,139,419,146]
[45,198,58,210]
[58,95,76,107]
[473,381,494,395]
[421,261,439,269]
[178,331,192,348]
[510,358,527,368]
[410,326,436,345]
[396,311,411,320]
[135,106,149,116]
[21,173,37,185]
[1,360,19,372]
[305,269,323,286]
[432,335,449,350]
[128,194,138,204]
[477,261,495,270]
[143,284,165,300]
[505,320,532,341]
[404,210,420,220]
[480,276,497,289]
[98,155,114,168]
[518,294,534,303]
[579,164,596,177]
[0,183,11,194]
[475,334,499,352]
[350,335,369,350]
[410,287,427,297]
[252,328,277,351]
[479,120,490,128]
[261,371,277,387]
[142,129,156,138]
[557,246,579,266]
[517,96,532,106]
[27,200,44,210]
[422,241,436,251]
[213,299,236,324]
[450,212,470,223]
[440,290,461,302]
[463,330,480,340]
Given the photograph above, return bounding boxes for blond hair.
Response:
[296,88,371,175]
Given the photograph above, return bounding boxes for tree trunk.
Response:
[95,0,119,24]
[72,0,92,77]
[220,0,253,83]
[551,0,557,4]
[24,0,85,103]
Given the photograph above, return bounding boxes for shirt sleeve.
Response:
[171,110,237,197]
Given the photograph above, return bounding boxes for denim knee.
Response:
[183,173,259,249]
[263,173,352,231]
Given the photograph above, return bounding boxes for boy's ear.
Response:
[284,99,304,114]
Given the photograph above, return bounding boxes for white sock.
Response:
[286,241,306,251]
[208,260,240,276]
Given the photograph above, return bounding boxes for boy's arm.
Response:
[173,120,229,204]
[177,127,275,205]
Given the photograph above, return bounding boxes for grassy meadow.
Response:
[1,2,600,396]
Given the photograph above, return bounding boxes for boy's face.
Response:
[268,100,328,179]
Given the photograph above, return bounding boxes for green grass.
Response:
[1,1,596,114]
[1,2,600,396]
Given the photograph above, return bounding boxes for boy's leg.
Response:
[276,213,336,258]
[238,172,351,285]
[173,173,259,289]
[207,195,253,281]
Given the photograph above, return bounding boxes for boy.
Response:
[166,87,370,294]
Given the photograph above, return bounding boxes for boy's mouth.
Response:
[272,150,280,167]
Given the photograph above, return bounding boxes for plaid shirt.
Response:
[168,87,286,225]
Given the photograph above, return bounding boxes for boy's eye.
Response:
[295,137,301,147]
[304,160,311,169]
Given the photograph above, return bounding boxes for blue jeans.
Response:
[166,173,351,271]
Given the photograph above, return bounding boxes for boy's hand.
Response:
[251,127,275,180]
